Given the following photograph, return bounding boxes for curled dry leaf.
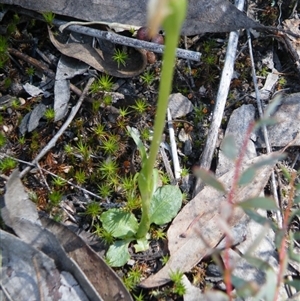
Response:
[48,27,147,78]
[2,169,133,301]
[141,152,282,288]
[1,0,264,36]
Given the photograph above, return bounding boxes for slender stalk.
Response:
[136,0,187,238]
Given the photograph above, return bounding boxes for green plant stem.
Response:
[136,0,186,239]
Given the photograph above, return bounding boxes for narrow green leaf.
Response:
[254,117,278,131]
[127,126,147,163]
[288,208,300,224]
[100,208,138,238]
[149,185,182,225]
[238,167,256,185]
[239,197,278,210]
[264,94,282,117]
[244,209,277,231]
[252,267,277,301]
[285,279,300,291]
[231,275,259,298]
[221,135,238,160]
[252,153,286,169]
[289,249,300,263]
[194,169,226,193]
[106,240,131,267]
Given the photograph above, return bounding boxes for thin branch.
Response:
[194,0,244,195]
[246,29,283,228]
[20,77,95,178]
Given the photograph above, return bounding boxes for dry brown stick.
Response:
[8,47,91,100]
[20,77,95,178]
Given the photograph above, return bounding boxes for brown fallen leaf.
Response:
[2,169,133,301]
[48,27,147,78]
[2,0,264,35]
[141,152,282,288]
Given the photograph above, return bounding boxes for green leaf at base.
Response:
[106,239,132,267]
[100,208,138,238]
[149,185,182,225]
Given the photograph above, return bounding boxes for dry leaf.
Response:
[48,27,147,78]
[2,169,133,301]
[2,0,264,35]
[141,153,281,288]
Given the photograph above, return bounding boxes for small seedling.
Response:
[42,11,55,25]
[92,100,101,113]
[130,99,148,114]
[85,202,101,227]
[76,140,90,161]
[64,144,73,155]
[119,107,130,118]
[98,158,118,179]
[11,98,20,110]
[161,254,170,265]
[97,183,113,198]
[0,132,6,147]
[26,66,35,76]
[123,266,142,291]
[140,70,155,86]
[133,291,145,301]
[101,136,119,155]
[74,169,86,185]
[112,48,128,68]
[103,94,113,106]
[140,128,151,141]
[52,176,67,187]
[18,136,26,145]
[180,167,189,177]
[0,36,8,53]
[90,74,114,93]
[169,270,186,296]
[94,123,107,140]
[0,157,17,173]
[48,190,63,206]
[93,224,114,245]
[44,108,55,121]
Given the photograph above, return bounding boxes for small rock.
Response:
[256,92,300,147]
[168,93,194,118]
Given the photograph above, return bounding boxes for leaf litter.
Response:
[0,0,300,300]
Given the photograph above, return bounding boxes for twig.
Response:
[54,19,201,61]
[20,77,95,178]
[194,0,244,195]
[11,7,201,62]
[8,47,91,101]
[167,108,181,180]
[1,153,103,201]
[246,29,283,228]
[159,146,175,185]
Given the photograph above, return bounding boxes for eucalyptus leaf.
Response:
[238,167,256,185]
[288,208,300,224]
[221,135,238,160]
[100,209,138,238]
[238,197,278,210]
[106,240,132,267]
[252,153,286,169]
[264,94,282,117]
[149,185,182,225]
[243,209,277,232]
[285,279,300,291]
[194,169,226,192]
[253,117,278,131]
[231,275,259,298]
[254,268,277,301]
